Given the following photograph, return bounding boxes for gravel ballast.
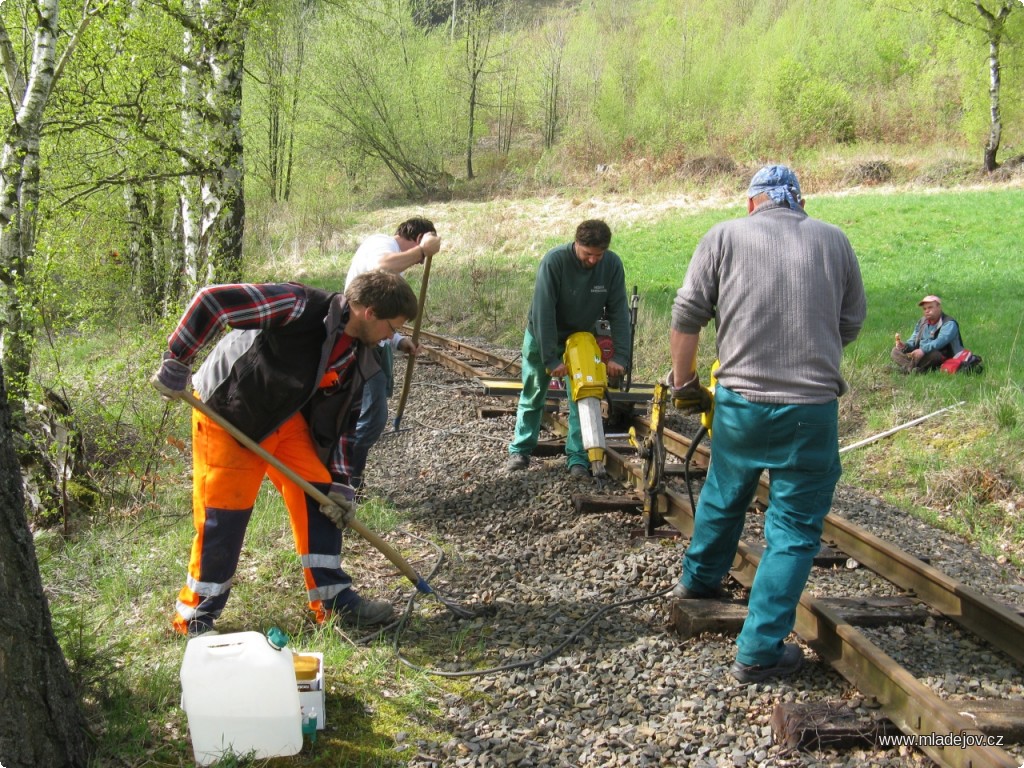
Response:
[355,352,1024,768]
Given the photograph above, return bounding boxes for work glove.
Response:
[320,483,357,528]
[666,370,713,415]
[151,353,191,400]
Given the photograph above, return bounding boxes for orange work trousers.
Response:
[172,408,351,634]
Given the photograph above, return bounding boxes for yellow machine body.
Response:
[563,331,608,401]
[563,332,609,469]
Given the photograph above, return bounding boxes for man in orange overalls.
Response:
[152,270,418,636]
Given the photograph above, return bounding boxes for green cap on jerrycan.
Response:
[266,626,289,650]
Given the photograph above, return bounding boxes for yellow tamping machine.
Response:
[563,331,610,478]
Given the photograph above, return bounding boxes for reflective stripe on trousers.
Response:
[173,407,354,634]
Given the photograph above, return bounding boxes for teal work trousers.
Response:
[508,329,588,468]
[681,385,841,667]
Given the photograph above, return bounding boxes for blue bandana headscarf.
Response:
[747,164,802,210]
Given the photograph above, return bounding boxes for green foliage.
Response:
[305,0,462,197]
[244,0,320,204]
[12,0,1024,362]
[27,320,188,531]
[925,1,1024,150]
[786,74,855,146]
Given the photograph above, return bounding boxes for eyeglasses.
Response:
[385,319,400,334]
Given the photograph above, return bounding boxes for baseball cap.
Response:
[918,295,941,306]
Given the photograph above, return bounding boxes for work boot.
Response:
[569,464,590,479]
[329,591,395,626]
[730,643,804,684]
[504,453,529,472]
[186,617,217,638]
[672,580,724,599]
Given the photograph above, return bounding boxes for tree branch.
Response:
[52,0,114,87]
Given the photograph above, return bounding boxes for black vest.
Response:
[200,287,379,465]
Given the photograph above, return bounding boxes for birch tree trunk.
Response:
[175,0,250,292]
[0,0,101,408]
[941,1,1017,172]
[975,1,1013,172]
[0,2,57,408]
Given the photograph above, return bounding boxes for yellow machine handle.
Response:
[700,360,720,435]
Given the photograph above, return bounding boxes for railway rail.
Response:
[408,329,1024,768]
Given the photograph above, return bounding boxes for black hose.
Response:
[342,528,674,679]
[683,424,708,514]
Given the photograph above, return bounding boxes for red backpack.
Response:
[940,349,983,374]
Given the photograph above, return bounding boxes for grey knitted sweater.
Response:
[671,201,866,404]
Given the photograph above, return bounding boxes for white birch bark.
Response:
[0,0,59,401]
[0,0,105,401]
[179,18,203,293]
[175,0,247,290]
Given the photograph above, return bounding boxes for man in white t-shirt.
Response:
[344,217,441,491]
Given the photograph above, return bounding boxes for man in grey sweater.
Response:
[668,165,866,683]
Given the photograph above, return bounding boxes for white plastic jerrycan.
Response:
[180,629,302,765]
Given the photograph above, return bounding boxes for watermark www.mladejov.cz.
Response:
[878,730,1007,749]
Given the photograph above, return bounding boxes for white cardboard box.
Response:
[295,651,325,730]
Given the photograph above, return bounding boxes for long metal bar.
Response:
[839,401,966,454]
[393,252,434,431]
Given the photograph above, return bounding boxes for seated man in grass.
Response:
[891,295,963,373]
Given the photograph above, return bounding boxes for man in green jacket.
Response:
[505,219,630,477]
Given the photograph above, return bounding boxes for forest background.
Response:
[1,0,1023,766]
